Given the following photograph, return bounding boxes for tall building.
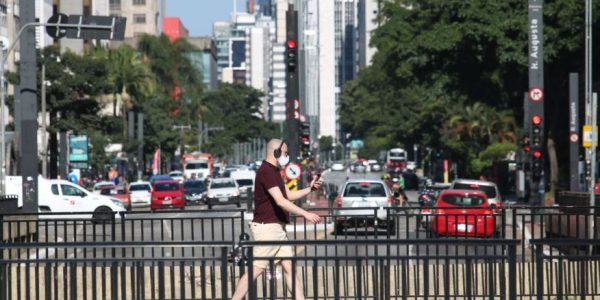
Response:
[246,25,272,118]
[108,0,165,38]
[317,0,336,139]
[36,0,55,50]
[187,37,218,91]
[163,17,189,42]
[213,21,231,82]
[358,0,380,69]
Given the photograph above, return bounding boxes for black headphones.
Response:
[273,139,286,158]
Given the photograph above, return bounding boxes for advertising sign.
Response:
[69,135,88,162]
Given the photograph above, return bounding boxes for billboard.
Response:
[69,135,88,162]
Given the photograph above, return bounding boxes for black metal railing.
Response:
[0,207,599,298]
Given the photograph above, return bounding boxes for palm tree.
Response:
[104,45,155,137]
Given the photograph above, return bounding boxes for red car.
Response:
[99,186,131,210]
[151,180,185,211]
[431,189,499,238]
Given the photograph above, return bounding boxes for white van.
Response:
[230,169,256,200]
[38,177,126,223]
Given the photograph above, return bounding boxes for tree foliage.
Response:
[340,0,600,178]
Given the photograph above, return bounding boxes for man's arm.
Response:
[268,187,321,224]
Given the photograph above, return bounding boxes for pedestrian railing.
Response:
[1,207,600,298]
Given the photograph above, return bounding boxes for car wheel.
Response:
[236,200,241,208]
[93,206,114,224]
[207,200,212,210]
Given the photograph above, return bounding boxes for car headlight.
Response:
[207,193,214,198]
[232,191,240,197]
[111,198,125,208]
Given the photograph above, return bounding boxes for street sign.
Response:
[46,13,68,39]
[65,15,126,40]
[529,87,544,102]
[583,125,593,148]
[570,133,579,143]
[284,162,302,180]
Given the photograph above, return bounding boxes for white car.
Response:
[334,179,396,235]
[230,169,256,200]
[206,178,241,209]
[450,179,502,205]
[38,178,126,223]
[169,170,185,183]
[92,181,115,194]
[129,181,152,207]
[331,161,345,172]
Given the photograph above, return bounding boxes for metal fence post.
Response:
[158,261,165,300]
[247,246,256,300]
[221,247,228,299]
[535,243,543,300]
[508,243,516,300]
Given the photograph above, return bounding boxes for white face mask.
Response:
[277,155,290,167]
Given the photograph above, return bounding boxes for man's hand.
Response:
[310,174,322,191]
[303,212,321,224]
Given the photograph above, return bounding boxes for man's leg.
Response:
[232,266,265,300]
[280,260,305,300]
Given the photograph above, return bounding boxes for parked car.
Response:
[183,180,206,205]
[38,178,126,223]
[128,181,152,207]
[450,179,502,205]
[206,178,241,209]
[331,161,345,172]
[99,186,131,210]
[431,189,500,238]
[168,170,185,183]
[151,180,185,211]
[332,179,396,235]
[92,181,115,194]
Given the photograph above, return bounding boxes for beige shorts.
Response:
[249,222,293,269]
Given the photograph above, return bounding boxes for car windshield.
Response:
[442,195,486,206]
[184,181,205,189]
[343,182,387,197]
[453,183,497,199]
[211,181,236,189]
[186,163,208,169]
[236,179,253,187]
[130,184,151,192]
[155,183,180,191]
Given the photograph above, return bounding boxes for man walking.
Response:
[232,138,322,300]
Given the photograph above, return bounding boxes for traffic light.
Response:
[286,39,297,73]
[299,121,310,159]
[531,115,542,149]
[586,159,592,179]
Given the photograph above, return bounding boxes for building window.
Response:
[133,14,146,24]
[133,0,145,5]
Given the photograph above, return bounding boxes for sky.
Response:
[166,0,247,37]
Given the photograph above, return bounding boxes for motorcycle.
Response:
[416,183,450,230]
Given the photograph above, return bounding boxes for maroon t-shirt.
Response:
[252,160,289,224]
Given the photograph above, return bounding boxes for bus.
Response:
[386,148,407,174]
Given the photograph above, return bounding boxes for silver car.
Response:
[334,179,396,235]
[450,179,502,205]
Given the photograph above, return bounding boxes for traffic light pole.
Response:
[527,0,544,205]
[285,5,300,162]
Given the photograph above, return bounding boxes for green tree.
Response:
[340,0,599,180]
[96,44,155,138]
[201,83,277,158]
